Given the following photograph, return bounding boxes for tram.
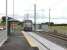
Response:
[23,20,32,31]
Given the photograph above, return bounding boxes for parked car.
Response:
[0,27,6,30]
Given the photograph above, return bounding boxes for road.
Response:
[0,32,33,50]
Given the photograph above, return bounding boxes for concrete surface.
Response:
[0,30,7,47]
[37,32,67,49]
[28,32,66,50]
[0,32,33,50]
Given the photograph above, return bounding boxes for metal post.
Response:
[34,4,36,32]
[13,0,14,17]
[26,13,29,20]
[49,8,51,26]
[6,0,8,34]
[13,0,14,32]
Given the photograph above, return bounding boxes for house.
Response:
[33,23,48,32]
[41,23,48,32]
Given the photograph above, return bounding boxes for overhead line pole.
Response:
[13,0,15,32]
[6,0,8,34]
[13,0,14,18]
[49,8,51,26]
[34,3,36,32]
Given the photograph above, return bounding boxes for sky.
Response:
[0,0,67,24]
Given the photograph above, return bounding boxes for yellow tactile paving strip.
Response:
[21,31,37,47]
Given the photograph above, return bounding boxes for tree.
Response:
[1,16,6,25]
[45,22,54,26]
[1,16,6,23]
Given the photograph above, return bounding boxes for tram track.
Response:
[47,32,67,41]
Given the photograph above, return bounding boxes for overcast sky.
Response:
[0,0,67,24]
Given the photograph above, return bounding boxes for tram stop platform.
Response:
[0,32,34,50]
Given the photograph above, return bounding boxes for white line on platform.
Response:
[28,32,66,50]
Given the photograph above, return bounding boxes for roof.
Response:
[23,20,32,23]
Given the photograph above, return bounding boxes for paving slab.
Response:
[0,32,33,50]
